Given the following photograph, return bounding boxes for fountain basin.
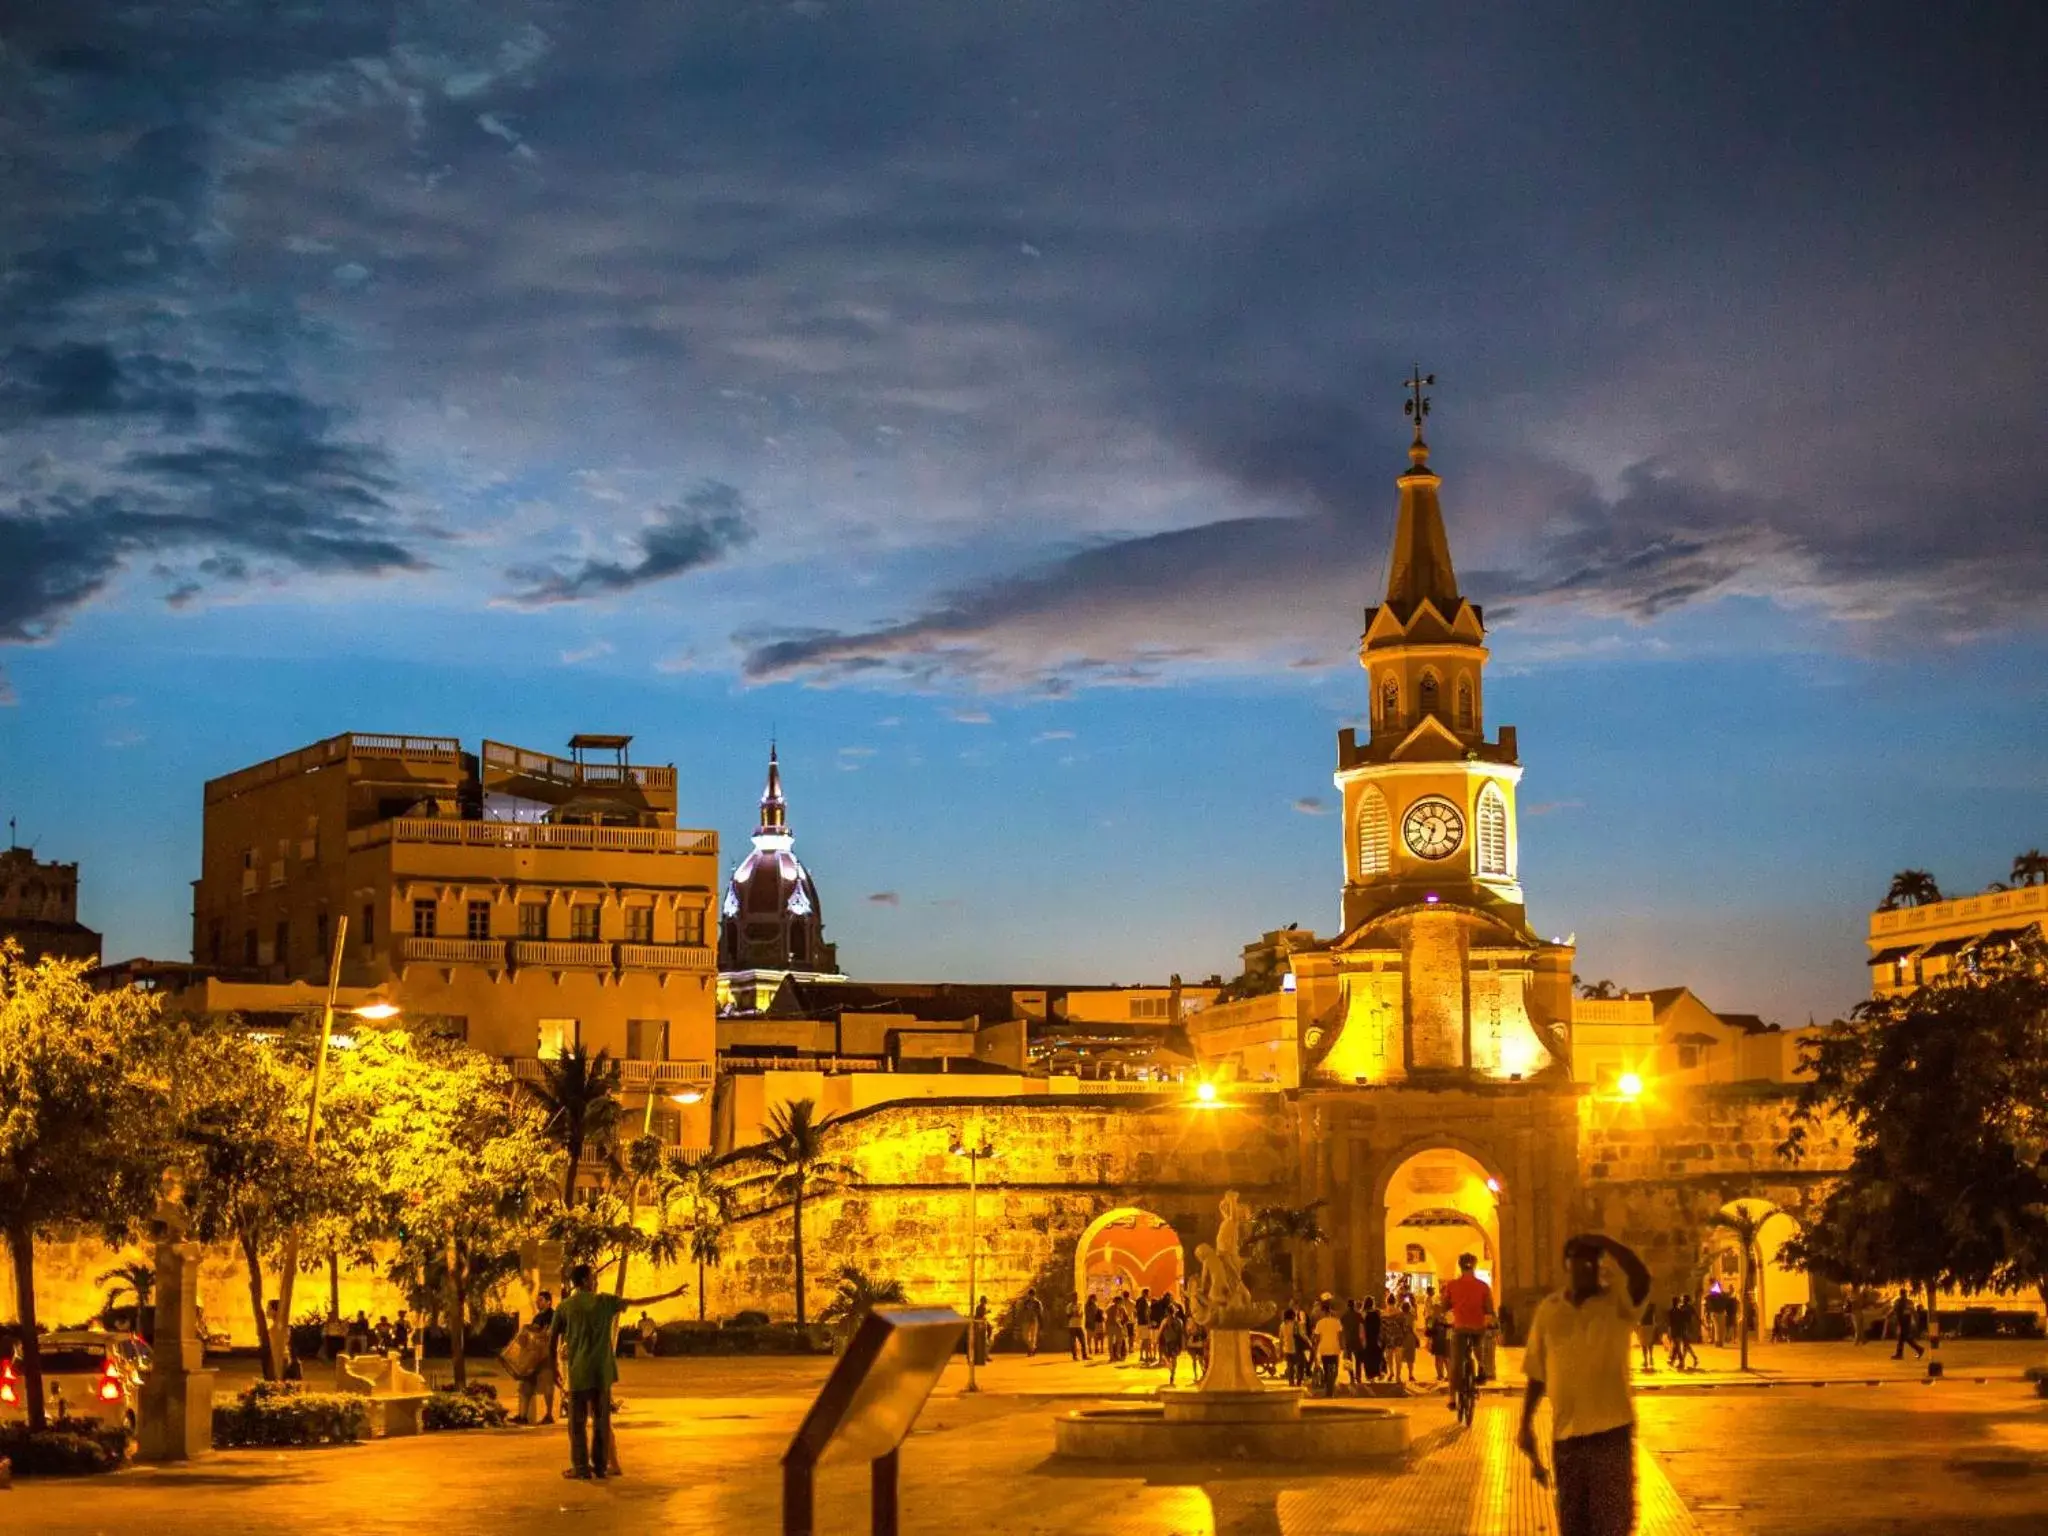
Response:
[1054,1396,1408,1462]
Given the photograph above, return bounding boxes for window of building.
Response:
[538,1018,579,1059]
[625,906,654,944]
[627,1019,668,1060]
[1419,671,1439,717]
[1476,783,1509,877]
[1677,1044,1700,1069]
[570,905,601,943]
[1457,678,1474,731]
[648,1106,682,1146]
[467,900,492,941]
[412,898,438,938]
[1380,676,1399,729]
[678,906,707,947]
[1356,788,1391,877]
[243,848,256,870]
[519,901,548,940]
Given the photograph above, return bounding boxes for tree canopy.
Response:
[1785,935,2048,1303]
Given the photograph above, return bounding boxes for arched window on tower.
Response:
[1476,783,1509,877]
[1456,678,1474,731]
[1357,788,1391,878]
[1380,676,1400,731]
[1419,671,1440,718]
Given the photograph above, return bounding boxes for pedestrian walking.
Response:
[971,1295,991,1365]
[513,1289,559,1426]
[1086,1295,1106,1358]
[1018,1288,1044,1357]
[392,1314,412,1360]
[1891,1291,1924,1360]
[1427,1295,1450,1383]
[549,1264,688,1481]
[1067,1298,1086,1359]
[1636,1299,1659,1373]
[1518,1232,1653,1536]
[1362,1297,1385,1382]
[1159,1307,1187,1386]
[1278,1307,1301,1386]
[1386,1296,1419,1384]
[1313,1303,1345,1397]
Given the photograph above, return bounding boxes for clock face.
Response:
[1402,796,1465,860]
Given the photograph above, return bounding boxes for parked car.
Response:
[1,1330,148,1430]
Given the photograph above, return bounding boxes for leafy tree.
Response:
[2011,849,2048,888]
[0,946,175,1430]
[1879,869,1943,910]
[1785,935,2048,1309]
[672,1152,733,1322]
[757,1099,845,1326]
[1573,976,1623,1000]
[819,1265,907,1342]
[327,1031,561,1385]
[1246,1200,1327,1290]
[95,1260,155,1338]
[521,1045,623,1207]
[171,1022,367,1378]
[1707,1202,1767,1371]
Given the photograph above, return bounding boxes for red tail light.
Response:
[98,1378,124,1402]
[0,1357,16,1405]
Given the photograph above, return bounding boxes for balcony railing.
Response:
[206,731,462,804]
[506,1057,714,1086]
[619,943,715,971]
[1870,884,2047,936]
[510,940,612,968]
[401,936,506,965]
[349,818,715,855]
[483,739,677,792]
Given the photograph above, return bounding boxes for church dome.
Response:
[719,747,838,974]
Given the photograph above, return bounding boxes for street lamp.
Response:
[274,915,399,1370]
[951,1135,997,1393]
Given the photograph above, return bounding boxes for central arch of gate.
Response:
[1302,1087,1581,1326]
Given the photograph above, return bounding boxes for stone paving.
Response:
[13,1349,2048,1533]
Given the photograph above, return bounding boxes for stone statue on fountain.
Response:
[1187,1190,1270,1394]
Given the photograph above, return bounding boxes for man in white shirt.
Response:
[1311,1303,1346,1396]
[1517,1232,1652,1536]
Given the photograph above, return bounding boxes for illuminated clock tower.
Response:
[1290,374,1574,1084]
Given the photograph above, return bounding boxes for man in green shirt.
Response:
[549,1263,688,1479]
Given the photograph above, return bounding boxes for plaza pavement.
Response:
[15,1341,2048,1534]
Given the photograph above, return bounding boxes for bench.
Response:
[334,1352,432,1436]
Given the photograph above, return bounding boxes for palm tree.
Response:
[2011,850,2048,888]
[1246,1200,1327,1291]
[760,1099,844,1326]
[1880,870,1943,911]
[1708,1202,1768,1372]
[818,1265,908,1345]
[672,1152,734,1322]
[1575,977,1622,1000]
[521,1045,624,1206]
[96,1260,155,1339]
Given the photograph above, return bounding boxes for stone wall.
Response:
[701,1093,1299,1329]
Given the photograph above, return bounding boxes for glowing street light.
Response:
[1194,1080,1219,1105]
[951,1134,997,1394]
[351,1000,400,1021]
[1617,1071,1645,1101]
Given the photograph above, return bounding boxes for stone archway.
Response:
[1702,1199,1811,1336]
[1376,1143,1507,1298]
[1073,1207,1185,1307]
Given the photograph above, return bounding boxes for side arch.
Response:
[1476,782,1510,877]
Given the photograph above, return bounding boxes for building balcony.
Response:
[482,739,676,792]
[504,1057,713,1086]
[400,936,508,966]
[619,942,715,972]
[349,817,714,856]
[1868,883,2046,938]
[206,731,462,805]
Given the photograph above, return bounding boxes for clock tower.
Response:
[1290,375,1574,1084]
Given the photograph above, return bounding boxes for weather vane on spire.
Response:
[1404,366,1434,446]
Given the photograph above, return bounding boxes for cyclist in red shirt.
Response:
[1441,1253,1496,1410]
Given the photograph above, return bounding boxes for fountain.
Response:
[1054,1192,1409,1461]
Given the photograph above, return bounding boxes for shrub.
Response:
[211,1387,370,1448]
[0,1419,127,1476]
[725,1309,772,1329]
[423,1383,511,1431]
[657,1321,830,1356]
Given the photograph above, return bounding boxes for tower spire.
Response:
[1384,367,1460,612]
[757,742,787,836]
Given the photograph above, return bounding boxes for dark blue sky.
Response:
[2,2,2043,1023]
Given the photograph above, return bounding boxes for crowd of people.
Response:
[1062,1286,1209,1384]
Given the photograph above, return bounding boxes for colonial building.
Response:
[0,842,101,965]
[183,731,720,1146]
[1865,883,2047,997]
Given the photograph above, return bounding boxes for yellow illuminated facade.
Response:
[1866,884,2046,998]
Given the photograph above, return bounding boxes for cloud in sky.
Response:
[560,640,614,664]
[1292,797,1330,816]
[505,483,754,606]
[866,890,901,906]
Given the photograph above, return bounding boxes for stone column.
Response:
[137,1236,215,1461]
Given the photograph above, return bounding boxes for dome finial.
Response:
[1403,365,1434,467]
[758,739,787,834]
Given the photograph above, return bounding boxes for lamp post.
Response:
[272,914,399,1375]
[951,1134,996,1393]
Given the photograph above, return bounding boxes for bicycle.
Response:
[1451,1331,1480,1426]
